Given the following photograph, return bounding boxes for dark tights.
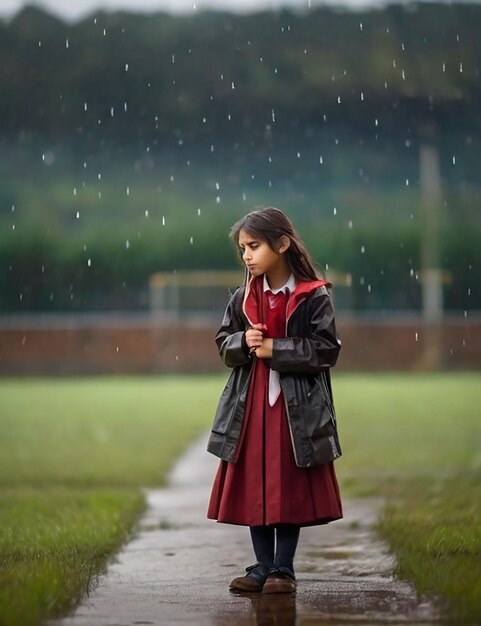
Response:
[250,524,300,578]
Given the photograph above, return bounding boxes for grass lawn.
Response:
[334,373,481,623]
[0,373,480,624]
[0,376,218,626]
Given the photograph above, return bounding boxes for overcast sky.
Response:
[0,0,459,21]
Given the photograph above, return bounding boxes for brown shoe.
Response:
[262,572,297,594]
[229,563,269,592]
[229,575,264,592]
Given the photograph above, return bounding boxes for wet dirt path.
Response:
[50,435,441,626]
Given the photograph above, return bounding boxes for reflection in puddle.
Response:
[230,591,297,626]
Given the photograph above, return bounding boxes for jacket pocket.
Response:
[210,367,251,435]
[211,386,237,435]
[305,376,335,438]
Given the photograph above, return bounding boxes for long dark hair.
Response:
[230,206,321,282]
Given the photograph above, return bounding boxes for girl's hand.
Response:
[245,323,265,351]
[255,338,273,359]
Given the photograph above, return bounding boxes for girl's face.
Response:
[238,228,286,278]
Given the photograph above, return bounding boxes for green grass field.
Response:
[0,374,480,624]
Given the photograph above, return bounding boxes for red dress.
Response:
[207,286,343,527]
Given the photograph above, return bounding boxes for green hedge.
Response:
[1,222,478,313]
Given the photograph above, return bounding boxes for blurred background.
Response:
[0,0,480,374]
[1,6,480,624]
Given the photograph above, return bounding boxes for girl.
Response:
[207,207,342,594]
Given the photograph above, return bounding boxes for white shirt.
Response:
[263,274,296,406]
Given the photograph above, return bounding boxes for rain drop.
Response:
[126,186,130,196]
[162,216,166,226]
[348,220,353,229]
[415,332,419,341]
[361,245,365,254]
[73,188,77,196]
[87,258,92,267]
[197,208,201,216]
[215,182,220,190]
[231,81,235,90]
[76,211,80,219]
[84,102,88,111]
[333,207,337,216]
[271,109,276,123]
[125,240,130,249]
[319,156,323,164]
[145,210,149,218]
[452,155,456,165]
[405,178,410,186]
[65,38,69,49]
[189,236,194,245]
[459,62,463,73]
[125,63,129,71]
[337,96,341,104]
[216,196,221,204]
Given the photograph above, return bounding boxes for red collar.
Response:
[243,275,330,326]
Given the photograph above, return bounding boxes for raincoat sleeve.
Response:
[215,288,250,368]
[270,290,341,374]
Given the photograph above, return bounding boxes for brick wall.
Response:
[0,314,479,375]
